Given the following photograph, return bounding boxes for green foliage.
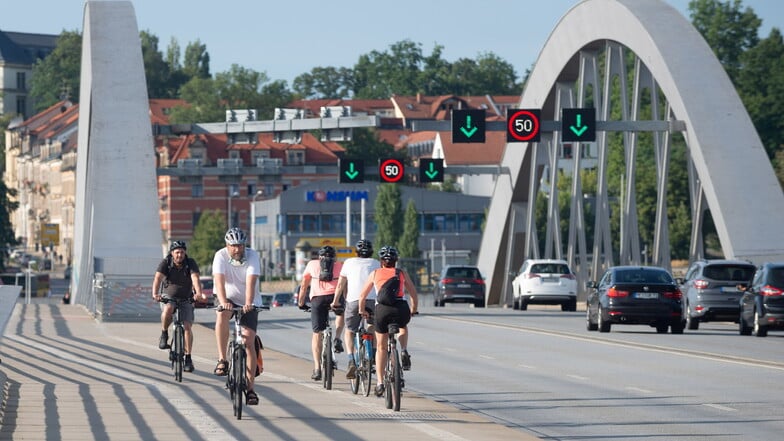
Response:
[188,210,226,272]
[0,115,19,272]
[343,128,397,166]
[688,0,761,82]
[373,184,404,252]
[399,200,420,258]
[30,30,82,111]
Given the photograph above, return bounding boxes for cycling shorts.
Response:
[374,300,410,334]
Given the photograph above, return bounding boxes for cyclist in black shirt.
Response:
[152,241,205,373]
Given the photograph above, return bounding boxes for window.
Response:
[458,213,482,232]
[287,150,305,165]
[192,212,202,228]
[321,214,345,233]
[302,215,319,233]
[191,184,204,198]
[285,215,300,233]
[16,96,26,116]
[17,72,26,90]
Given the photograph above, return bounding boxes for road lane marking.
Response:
[703,403,737,412]
[567,374,589,381]
[625,386,653,394]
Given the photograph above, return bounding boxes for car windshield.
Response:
[616,269,673,284]
[445,268,481,279]
[201,279,214,289]
[274,293,292,303]
[704,265,755,282]
[531,263,570,274]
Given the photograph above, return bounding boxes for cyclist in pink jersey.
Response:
[298,245,344,381]
[358,246,418,397]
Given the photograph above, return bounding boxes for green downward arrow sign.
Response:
[569,114,589,137]
[425,162,439,179]
[344,162,359,180]
[460,115,478,138]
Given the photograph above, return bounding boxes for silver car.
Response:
[677,259,755,330]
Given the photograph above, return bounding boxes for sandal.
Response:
[246,390,259,405]
[213,359,228,376]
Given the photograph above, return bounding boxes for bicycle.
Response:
[383,321,404,411]
[217,304,268,420]
[302,304,343,390]
[159,297,194,383]
[350,307,375,396]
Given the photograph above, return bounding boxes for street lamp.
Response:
[250,190,264,250]
[227,190,239,228]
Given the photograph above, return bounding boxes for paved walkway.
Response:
[0,299,540,440]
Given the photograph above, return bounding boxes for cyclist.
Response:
[298,245,344,381]
[152,240,204,373]
[358,245,418,397]
[212,227,262,406]
[332,239,379,380]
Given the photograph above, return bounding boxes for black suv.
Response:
[433,265,485,307]
[677,259,756,330]
[739,262,784,337]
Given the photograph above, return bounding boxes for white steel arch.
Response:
[478,0,784,305]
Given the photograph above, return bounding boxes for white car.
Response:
[511,259,577,311]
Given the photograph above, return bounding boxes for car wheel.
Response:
[686,303,699,330]
[753,309,768,337]
[671,321,684,334]
[656,323,669,333]
[586,307,598,331]
[598,306,611,333]
[519,299,528,311]
[562,299,577,312]
[512,298,520,310]
[739,313,752,335]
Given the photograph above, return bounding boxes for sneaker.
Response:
[184,355,194,373]
[346,363,357,379]
[311,369,322,381]
[402,350,411,371]
[374,383,385,397]
[158,331,170,350]
[334,339,344,353]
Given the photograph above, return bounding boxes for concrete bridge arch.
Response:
[478,0,784,305]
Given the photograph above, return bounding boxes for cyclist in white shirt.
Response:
[212,227,262,406]
[332,239,380,379]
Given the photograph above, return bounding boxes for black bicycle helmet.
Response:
[224,227,247,245]
[318,245,336,258]
[169,240,187,252]
[355,239,373,258]
[378,246,398,262]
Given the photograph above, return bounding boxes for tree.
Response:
[343,128,397,165]
[292,66,352,99]
[0,114,20,271]
[30,30,82,111]
[688,0,761,82]
[373,184,404,251]
[140,31,173,99]
[168,76,224,123]
[188,210,226,272]
[399,200,420,258]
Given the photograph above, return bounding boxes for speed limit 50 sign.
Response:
[379,158,405,183]
[506,108,541,142]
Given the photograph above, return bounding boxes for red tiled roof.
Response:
[439,130,506,166]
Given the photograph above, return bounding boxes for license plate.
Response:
[543,277,558,283]
[457,284,471,288]
[635,292,658,299]
[721,286,739,293]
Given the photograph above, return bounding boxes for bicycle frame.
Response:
[160,297,191,383]
[219,305,267,420]
[384,323,403,411]
[351,312,374,396]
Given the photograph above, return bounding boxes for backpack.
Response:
[376,269,402,306]
[254,334,264,377]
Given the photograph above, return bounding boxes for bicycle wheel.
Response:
[390,343,402,411]
[173,324,184,382]
[227,344,236,410]
[323,333,333,390]
[359,335,372,397]
[234,346,246,420]
[349,333,360,394]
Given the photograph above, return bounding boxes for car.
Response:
[195,276,215,308]
[738,262,784,337]
[511,259,577,311]
[586,265,684,334]
[433,265,485,307]
[677,259,755,330]
[265,291,294,308]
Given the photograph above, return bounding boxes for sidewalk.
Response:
[0,299,541,440]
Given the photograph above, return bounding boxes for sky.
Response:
[2,0,783,86]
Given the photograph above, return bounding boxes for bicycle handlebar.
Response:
[159,297,195,305]
[299,304,344,315]
[215,305,270,312]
